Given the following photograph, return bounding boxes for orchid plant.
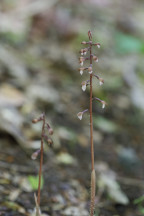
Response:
[31,113,53,215]
[77,31,107,216]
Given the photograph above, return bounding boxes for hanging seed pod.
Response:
[47,138,53,148]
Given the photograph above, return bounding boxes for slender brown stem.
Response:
[37,114,45,205]
[89,31,95,216]
[89,40,94,171]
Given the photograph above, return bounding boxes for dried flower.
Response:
[77,112,83,120]
[77,109,88,120]
[81,81,87,91]
[83,51,87,55]
[88,66,93,74]
[79,57,85,66]
[83,48,88,55]
[80,49,84,55]
[93,43,100,48]
[99,78,104,86]
[79,67,84,75]
[101,100,107,109]
[93,97,107,109]
[93,56,98,62]
[31,149,41,160]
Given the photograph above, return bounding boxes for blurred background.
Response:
[0,0,144,215]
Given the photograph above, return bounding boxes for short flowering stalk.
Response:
[77,31,106,216]
[32,113,54,207]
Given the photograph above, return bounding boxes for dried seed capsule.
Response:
[46,123,54,135]
[47,138,53,148]
[48,128,54,135]
[81,41,87,44]
[79,67,84,75]
[32,119,39,124]
[32,113,44,123]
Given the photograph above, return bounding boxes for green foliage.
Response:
[115,32,144,54]
[93,116,119,133]
[28,175,44,190]
[0,32,26,44]
[134,195,144,215]
[134,195,144,204]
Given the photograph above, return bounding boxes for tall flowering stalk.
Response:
[32,113,53,214]
[77,31,106,216]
